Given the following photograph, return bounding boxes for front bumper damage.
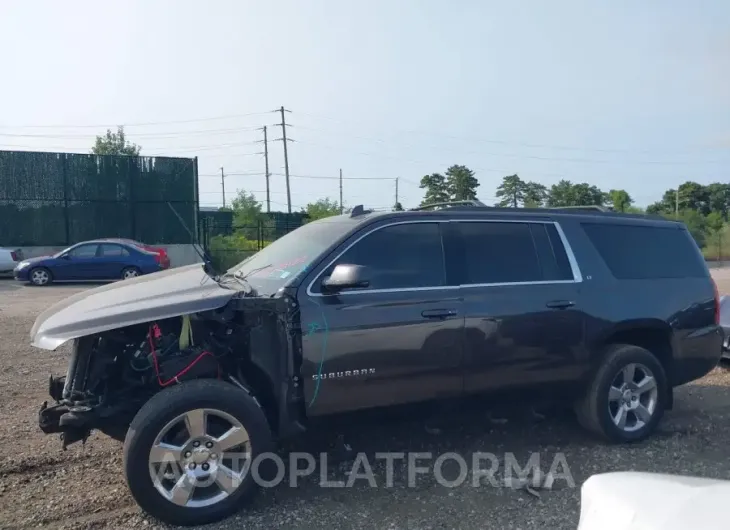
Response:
[38,375,91,449]
[37,290,308,449]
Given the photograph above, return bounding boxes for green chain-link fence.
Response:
[0,150,198,246]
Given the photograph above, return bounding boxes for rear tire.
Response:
[123,380,272,527]
[29,267,52,286]
[121,266,141,280]
[575,343,668,443]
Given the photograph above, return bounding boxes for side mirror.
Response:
[321,264,370,293]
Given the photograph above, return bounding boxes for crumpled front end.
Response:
[37,289,307,449]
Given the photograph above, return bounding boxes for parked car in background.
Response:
[719,294,730,360]
[14,240,165,285]
[0,247,23,276]
[101,238,171,269]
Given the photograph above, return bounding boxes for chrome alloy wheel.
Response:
[31,268,50,285]
[607,362,658,433]
[148,408,252,508]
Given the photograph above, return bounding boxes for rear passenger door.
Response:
[449,220,587,394]
[96,244,130,280]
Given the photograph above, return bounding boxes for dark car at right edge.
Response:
[30,201,723,526]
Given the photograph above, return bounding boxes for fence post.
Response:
[128,157,136,240]
[61,154,70,245]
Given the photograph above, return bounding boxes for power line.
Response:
[0,112,270,129]
[270,172,395,181]
[0,126,264,139]
[294,129,728,166]
[294,111,728,155]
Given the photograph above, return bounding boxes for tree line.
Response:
[418,166,730,259]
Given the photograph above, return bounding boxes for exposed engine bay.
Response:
[38,299,305,449]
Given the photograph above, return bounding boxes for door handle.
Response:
[546,300,575,309]
[421,309,458,319]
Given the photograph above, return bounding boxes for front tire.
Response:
[575,343,668,443]
[123,380,273,527]
[29,267,52,286]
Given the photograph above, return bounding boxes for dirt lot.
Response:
[2,275,730,530]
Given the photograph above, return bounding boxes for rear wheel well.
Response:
[599,326,674,409]
[602,327,673,373]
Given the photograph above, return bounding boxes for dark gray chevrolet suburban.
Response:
[32,202,724,526]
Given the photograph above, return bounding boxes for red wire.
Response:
[148,324,215,387]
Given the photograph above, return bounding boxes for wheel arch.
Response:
[590,319,674,409]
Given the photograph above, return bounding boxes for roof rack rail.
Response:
[547,205,612,212]
[410,199,486,211]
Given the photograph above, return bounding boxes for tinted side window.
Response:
[529,223,574,281]
[99,244,129,257]
[582,222,708,279]
[330,222,445,290]
[68,244,98,258]
[457,222,541,284]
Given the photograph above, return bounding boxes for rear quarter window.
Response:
[581,222,708,279]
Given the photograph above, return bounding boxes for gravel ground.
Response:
[2,274,730,530]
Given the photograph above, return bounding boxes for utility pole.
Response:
[339,169,344,214]
[675,188,679,218]
[395,177,399,208]
[274,106,293,213]
[220,167,226,208]
[257,126,271,213]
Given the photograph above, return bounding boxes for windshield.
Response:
[228,215,360,294]
[53,246,73,258]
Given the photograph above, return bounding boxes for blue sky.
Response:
[1,0,728,210]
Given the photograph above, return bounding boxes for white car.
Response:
[577,471,729,529]
[720,294,730,360]
[0,247,23,276]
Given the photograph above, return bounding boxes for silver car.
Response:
[0,247,23,276]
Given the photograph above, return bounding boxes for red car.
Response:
[103,239,171,269]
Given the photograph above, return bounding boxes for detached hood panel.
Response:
[31,265,235,350]
[577,471,729,530]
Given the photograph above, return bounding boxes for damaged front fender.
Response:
[30,264,235,350]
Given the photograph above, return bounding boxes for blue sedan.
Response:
[13,240,165,286]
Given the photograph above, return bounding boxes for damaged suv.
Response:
[33,202,723,526]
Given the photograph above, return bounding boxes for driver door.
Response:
[298,220,465,415]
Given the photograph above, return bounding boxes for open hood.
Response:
[30,264,235,350]
[577,471,729,529]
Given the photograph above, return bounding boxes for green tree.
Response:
[419,173,450,206]
[230,189,264,239]
[393,202,404,211]
[444,165,480,201]
[523,181,548,207]
[495,174,525,207]
[654,182,710,216]
[662,209,707,247]
[91,126,141,156]
[304,198,342,221]
[706,183,730,218]
[607,189,633,212]
[547,180,605,207]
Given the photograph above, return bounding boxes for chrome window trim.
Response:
[305,218,583,297]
